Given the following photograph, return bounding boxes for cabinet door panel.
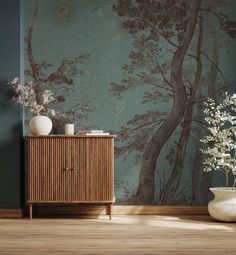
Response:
[28,137,55,202]
[81,138,114,201]
[29,138,81,202]
[66,138,81,201]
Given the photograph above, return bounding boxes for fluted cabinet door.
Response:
[28,136,115,203]
[79,138,114,202]
[53,137,81,202]
[28,137,54,202]
[28,137,80,202]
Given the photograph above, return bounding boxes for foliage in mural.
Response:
[24,0,236,205]
[112,0,236,204]
[25,0,94,129]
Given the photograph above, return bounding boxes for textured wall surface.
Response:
[23,0,236,205]
[0,0,22,208]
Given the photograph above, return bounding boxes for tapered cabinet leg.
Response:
[107,203,112,220]
[29,203,32,220]
[110,204,113,220]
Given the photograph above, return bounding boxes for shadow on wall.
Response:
[0,79,23,208]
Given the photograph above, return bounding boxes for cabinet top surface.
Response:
[27,134,117,138]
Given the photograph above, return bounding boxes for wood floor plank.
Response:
[0,215,235,254]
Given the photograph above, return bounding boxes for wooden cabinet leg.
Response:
[106,204,112,220]
[106,204,109,218]
[29,203,32,220]
[108,203,112,220]
[110,204,113,220]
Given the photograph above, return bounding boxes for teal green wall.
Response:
[0,0,22,208]
[23,0,236,205]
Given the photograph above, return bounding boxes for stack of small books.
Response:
[78,130,110,135]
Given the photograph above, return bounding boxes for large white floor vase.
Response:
[208,187,236,222]
[29,116,52,135]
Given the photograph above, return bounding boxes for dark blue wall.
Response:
[0,0,22,208]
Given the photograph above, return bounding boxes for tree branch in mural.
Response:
[112,0,200,204]
[160,16,204,204]
[192,4,235,205]
[179,3,236,205]
[112,0,236,204]
[25,0,94,128]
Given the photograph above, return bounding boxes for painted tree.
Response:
[112,0,236,204]
[160,15,205,204]
[175,2,236,205]
[25,0,94,129]
[172,2,236,204]
[112,0,201,204]
[198,5,234,204]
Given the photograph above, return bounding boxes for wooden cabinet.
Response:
[27,135,116,220]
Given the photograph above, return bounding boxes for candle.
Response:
[65,124,74,135]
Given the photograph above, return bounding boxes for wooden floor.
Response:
[0,215,235,254]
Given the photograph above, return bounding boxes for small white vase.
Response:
[29,115,52,135]
[208,187,236,222]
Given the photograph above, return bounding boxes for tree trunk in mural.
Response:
[191,83,205,205]
[132,0,201,203]
[161,18,203,204]
[200,31,219,204]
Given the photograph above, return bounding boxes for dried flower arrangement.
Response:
[9,78,56,117]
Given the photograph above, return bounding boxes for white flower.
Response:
[42,90,56,104]
[48,109,56,117]
[10,77,20,85]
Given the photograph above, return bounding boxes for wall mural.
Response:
[24,0,94,131]
[24,0,236,205]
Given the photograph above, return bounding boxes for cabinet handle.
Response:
[62,167,77,171]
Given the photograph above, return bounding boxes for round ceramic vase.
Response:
[208,187,236,222]
[29,115,52,135]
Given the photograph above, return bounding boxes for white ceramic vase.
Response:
[208,187,236,222]
[29,115,52,135]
